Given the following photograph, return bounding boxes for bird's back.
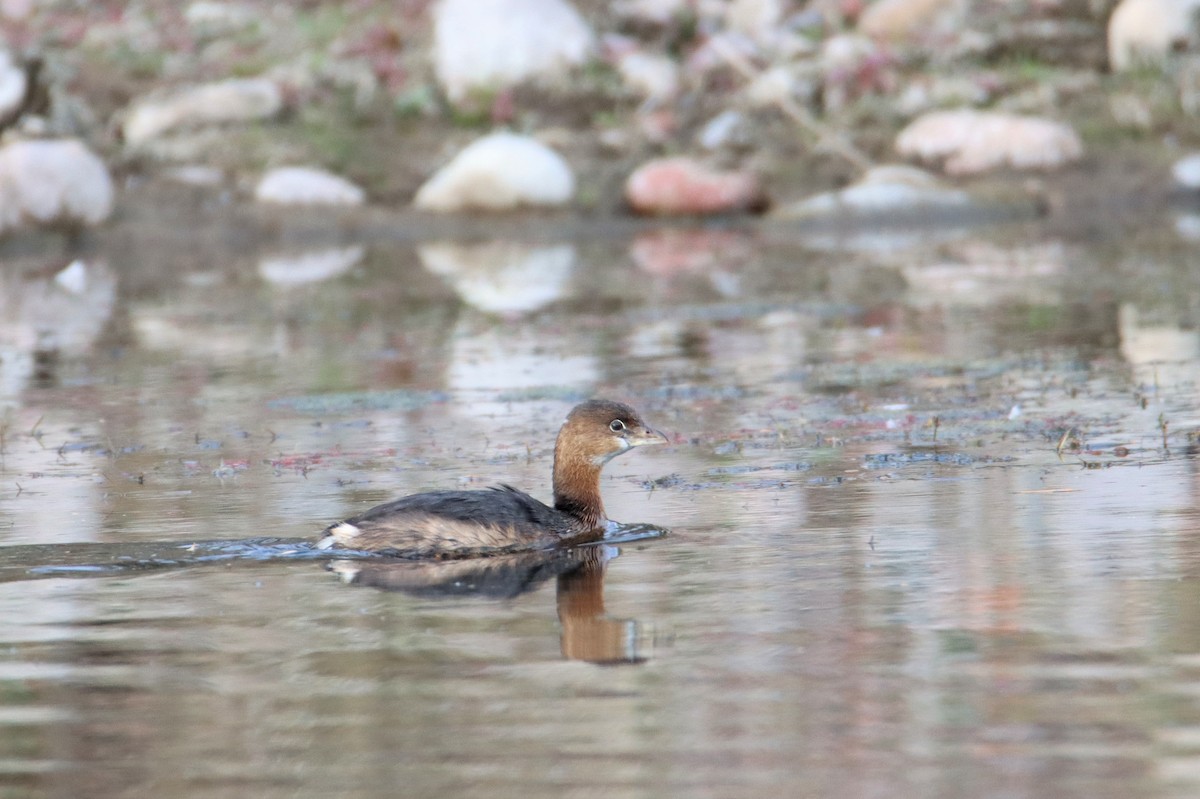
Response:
[317,485,596,559]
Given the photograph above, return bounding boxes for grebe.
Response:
[316,399,667,558]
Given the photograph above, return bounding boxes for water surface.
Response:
[1,210,1200,797]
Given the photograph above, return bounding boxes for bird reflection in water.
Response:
[327,544,648,664]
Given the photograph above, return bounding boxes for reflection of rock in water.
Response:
[418,240,576,315]
[0,259,117,395]
[257,245,365,286]
[330,544,646,663]
[1119,304,1200,391]
[443,318,598,427]
[901,240,1066,307]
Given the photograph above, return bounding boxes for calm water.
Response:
[1,206,1200,797]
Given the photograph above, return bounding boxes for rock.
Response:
[612,0,687,25]
[433,0,595,105]
[123,78,283,146]
[1,0,32,19]
[1173,153,1200,189]
[697,110,752,150]
[820,34,894,110]
[0,50,27,125]
[258,246,365,286]
[744,66,806,108]
[0,139,114,234]
[254,167,365,206]
[858,0,963,41]
[725,0,785,44]
[1108,0,1200,72]
[413,132,575,212]
[162,165,226,187]
[896,109,1083,175]
[419,241,576,315]
[624,158,765,216]
[617,52,680,102]
[773,164,971,218]
[185,2,258,36]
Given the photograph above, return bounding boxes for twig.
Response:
[709,35,873,172]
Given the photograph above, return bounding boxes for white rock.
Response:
[725,0,784,44]
[123,78,283,146]
[433,0,595,104]
[185,2,257,34]
[162,164,226,187]
[1108,0,1200,72]
[413,132,575,212]
[775,164,971,217]
[697,110,750,150]
[419,241,575,315]
[617,52,680,102]
[744,66,800,108]
[258,246,365,286]
[254,167,365,206]
[0,50,26,123]
[896,109,1083,175]
[0,139,114,234]
[1172,153,1200,189]
[612,0,686,25]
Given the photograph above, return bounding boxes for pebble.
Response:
[433,0,594,104]
[413,132,575,212]
[617,52,680,102]
[896,109,1083,175]
[857,0,963,41]
[624,157,765,216]
[1173,153,1200,190]
[123,78,283,146]
[773,164,971,218]
[254,166,365,206]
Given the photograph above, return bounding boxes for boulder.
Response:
[624,157,765,215]
[413,132,575,212]
[0,139,113,234]
[123,78,283,146]
[433,0,594,105]
[254,167,365,206]
[896,109,1083,175]
[1108,0,1200,72]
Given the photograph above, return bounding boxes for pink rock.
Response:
[624,157,766,216]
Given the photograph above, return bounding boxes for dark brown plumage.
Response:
[316,399,667,559]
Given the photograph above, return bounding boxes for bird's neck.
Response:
[552,444,606,530]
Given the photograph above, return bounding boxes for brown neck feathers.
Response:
[552,435,606,530]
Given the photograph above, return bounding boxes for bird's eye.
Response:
[609,419,626,432]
